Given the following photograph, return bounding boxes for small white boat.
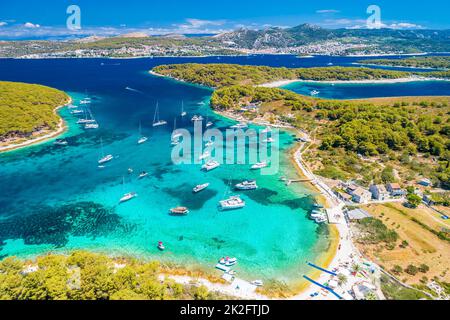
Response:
[68,104,78,109]
[80,98,91,105]
[191,115,204,122]
[153,120,167,127]
[215,264,231,272]
[181,101,187,117]
[98,154,113,165]
[157,241,165,251]
[311,90,320,96]
[261,127,271,134]
[54,139,68,146]
[202,160,220,171]
[252,280,264,287]
[193,183,210,193]
[85,123,99,129]
[153,102,167,127]
[219,196,245,210]
[235,180,258,190]
[206,121,213,128]
[137,122,148,144]
[171,137,180,146]
[120,192,138,203]
[98,138,113,164]
[139,172,148,179]
[128,168,134,174]
[77,119,96,124]
[263,137,275,143]
[251,161,268,170]
[138,136,148,144]
[199,151,210,161]
[314,216,328,224]
[71,109,84,115]
[230,122,248,129]
[170,207,189,215]
[220,257,237,265]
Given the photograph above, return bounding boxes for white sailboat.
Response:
[219,180,246,210]
[181,101,187,117]
[119,176,138,203]
[172,118,182,140]
[98,138,113,165]
[138,121,148,144]
[153,102,167,127]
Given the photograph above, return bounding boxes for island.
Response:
[0,81,71,152]
[151,63,450,299]
[358,56,450,70]
[0,251,228,300]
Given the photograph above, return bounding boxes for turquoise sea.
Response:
[0,55,448,283]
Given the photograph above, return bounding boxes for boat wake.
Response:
[125,86,143,93]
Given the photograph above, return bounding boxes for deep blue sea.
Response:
[0,54,448,284]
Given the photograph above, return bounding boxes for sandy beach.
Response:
[259,76,449,88]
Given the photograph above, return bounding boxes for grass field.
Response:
[357,203,450,285]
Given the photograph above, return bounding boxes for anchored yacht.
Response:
[219,195,245,210]
[193,183,210,193]
[202,160,220,171]
[235,180,258,190]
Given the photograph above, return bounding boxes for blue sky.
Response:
[0,0,449,39]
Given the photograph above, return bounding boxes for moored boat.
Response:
[202,160,220,171]
[157,241,165,251]
[98,154,113,165]
[193,183,210,193]
[219,195,245,210]
[54,139,68,146]
[235,180,258,190]
[139,171,149,179]
[251,161,268,170]
[230,122,248,129]
[252,280,264,287]
[170,207,189,215]
[152,102,167,127]
[120,192,138,203]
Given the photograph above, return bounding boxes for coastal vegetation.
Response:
[0,81,69,145]
[153,64,412,88]
[354,217,399,245]
[0,251,225,300]
[358,203,450,287]
[359,56,450,70]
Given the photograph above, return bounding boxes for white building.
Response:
[369,184,390,201]
[351,187,372,204]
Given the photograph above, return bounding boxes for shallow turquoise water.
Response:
[0,58,331,283]
[282,80,450,99]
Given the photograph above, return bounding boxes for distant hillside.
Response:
[215,23,450,52]
[1,23,449,58]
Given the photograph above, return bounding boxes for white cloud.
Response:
[347,21,423,30]
[389,22,423,29]
[177,18,226,30]
[24,22,40,28]
[0,22,7,27]
[316,9,340,14]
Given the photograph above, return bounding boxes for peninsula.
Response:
[0,81,71,152]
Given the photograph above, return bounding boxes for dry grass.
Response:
[357,203,450,284]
